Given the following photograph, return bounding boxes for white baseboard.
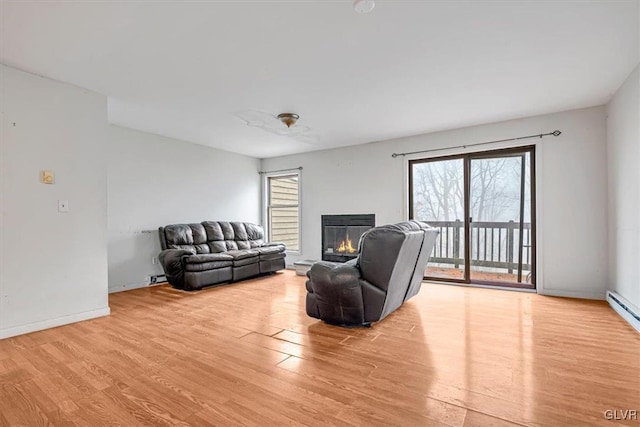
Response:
[109,282,148,293]
[537,288,606,300]
[0,306,111,340]
[607,291,640,333]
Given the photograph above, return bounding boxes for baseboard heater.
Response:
[607,291,640,333]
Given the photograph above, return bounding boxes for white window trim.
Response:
[262,170,302,255]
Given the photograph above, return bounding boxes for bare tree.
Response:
[470,158,511,221]
[413,159,464,221]
[413,156,526,223]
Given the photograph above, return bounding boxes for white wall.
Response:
[0,65,110,339]
[108,125,261,292]
[262,106,609,299]
[607,64,640,310]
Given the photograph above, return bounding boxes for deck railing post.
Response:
[507,220,515,274]
[453,220,461,268]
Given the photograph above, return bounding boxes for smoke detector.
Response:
[354,0,375,14]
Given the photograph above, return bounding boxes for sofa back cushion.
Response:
[160,222,265,254]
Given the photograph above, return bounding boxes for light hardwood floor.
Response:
[0,270,638,426]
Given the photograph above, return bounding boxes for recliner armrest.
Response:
[308,261,360,286]
[159,249,193,289]
[159,249,192,268]
[306,261,365,325]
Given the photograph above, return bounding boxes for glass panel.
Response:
[323,225,370,258]
[411,158,465,280]
[269,175,298,206]
[468,152,532,285]
[268,175,299,251]
[269,207,299,251]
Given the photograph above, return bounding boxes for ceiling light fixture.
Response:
[277,113,300,128]
[353,0,375,14]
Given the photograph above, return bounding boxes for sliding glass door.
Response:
[409,146,535,289]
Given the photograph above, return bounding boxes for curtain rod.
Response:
[391,130,562,158]
[258,166,303,175]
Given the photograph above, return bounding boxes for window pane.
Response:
[270,207,299,251]
[268,175,299,251]
[411,158,465,280]
[269,175,298,206]
[469,152,533,285]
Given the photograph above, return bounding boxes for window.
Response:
[267,174,300,252]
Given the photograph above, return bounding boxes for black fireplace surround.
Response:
[322,214,375,262]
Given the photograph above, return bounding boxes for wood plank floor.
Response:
[1,270,638,426]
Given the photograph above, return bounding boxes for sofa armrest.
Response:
[306,262,365,325]
[262,242,286,248]
[159,249,192,289]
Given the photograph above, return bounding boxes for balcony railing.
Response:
[427,220,532,273]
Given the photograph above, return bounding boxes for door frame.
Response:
[408,145,536,289]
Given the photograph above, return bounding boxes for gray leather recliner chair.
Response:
[305,221,438,326]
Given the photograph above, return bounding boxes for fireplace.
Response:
[322,214,375,262]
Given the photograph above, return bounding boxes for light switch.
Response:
[58,200,69,213]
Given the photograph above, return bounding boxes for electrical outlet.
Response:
[152,257,157,265]
[150,276,158,284]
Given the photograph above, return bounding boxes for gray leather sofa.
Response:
[158,221,286,290]
[306,221,438,326]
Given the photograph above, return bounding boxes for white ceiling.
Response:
[1,1,638,158]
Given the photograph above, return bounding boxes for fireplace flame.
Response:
[337,233,357,254]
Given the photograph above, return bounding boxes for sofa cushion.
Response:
[186,253,234,264]
[231,222,248,241]
[207,241,226,253]
[226,249,259,260]
[164,223,210,254]
[203,221,224,241]
[245,223,265,247]
[227,249,260,267]
[164,224,193,246]
[201,221,266,251]
[185,260,233,272]
[236,240,251,250]
[219,222,235,240]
